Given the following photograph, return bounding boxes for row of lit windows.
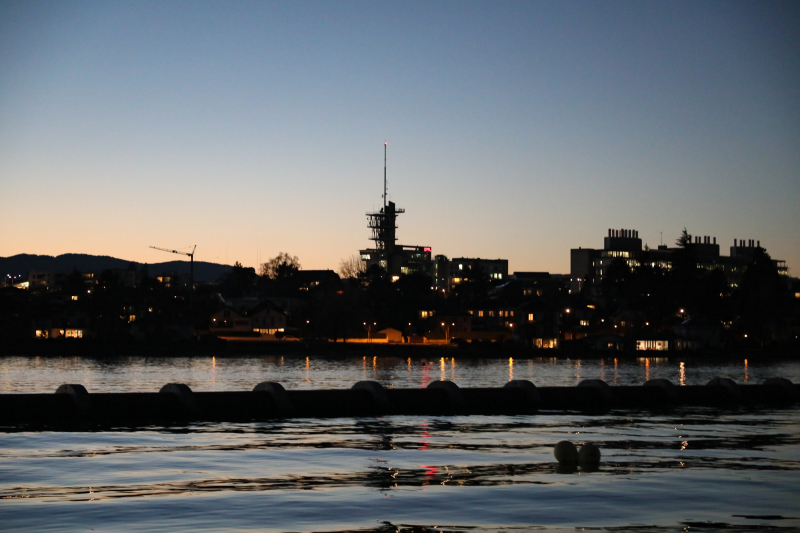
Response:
[523,289,543,297]
[468,310,515,318]
[35,329,83,339]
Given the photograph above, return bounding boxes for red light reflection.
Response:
[419,422,431,450]
[420,464,439,476]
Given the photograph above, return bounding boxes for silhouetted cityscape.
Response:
[1,182,798,355]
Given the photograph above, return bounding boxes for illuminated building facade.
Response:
[434,256,509,292]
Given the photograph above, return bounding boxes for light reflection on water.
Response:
[1,355,798,393]
[1,410,799,531]
[2,355,800,532]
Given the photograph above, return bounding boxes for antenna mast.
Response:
[366,142,403,271]
[383,141,387,209]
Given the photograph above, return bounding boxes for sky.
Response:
[1,1,799,275]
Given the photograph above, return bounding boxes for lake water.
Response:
[2,355,799,532]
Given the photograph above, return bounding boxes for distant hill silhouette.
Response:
[0,253,232,283]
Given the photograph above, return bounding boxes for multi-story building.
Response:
[433,256,509,293]
[571,228,789,292]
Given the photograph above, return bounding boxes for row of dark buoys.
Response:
[0,377,797,427]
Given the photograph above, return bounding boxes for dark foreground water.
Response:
[2,355,799,532]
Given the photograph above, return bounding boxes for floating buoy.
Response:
[579,442,601,465]
[554,440,578,464]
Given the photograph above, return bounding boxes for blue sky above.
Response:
[1,1,798,274]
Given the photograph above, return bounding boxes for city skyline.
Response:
[1,1,798,274]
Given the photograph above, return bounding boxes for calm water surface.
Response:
[1,354,797,392]
[2,355,799,532]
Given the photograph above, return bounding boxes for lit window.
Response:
[528,314,534,322]
[580,320,589,327]
[459,264,463,270]
[478,310,484,317]
[71,295,78,301]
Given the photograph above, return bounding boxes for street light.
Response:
[363,322,376,342]
[441,322,454,342]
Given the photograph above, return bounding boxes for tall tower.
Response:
[383,141,387,210]
[366,142,404,271]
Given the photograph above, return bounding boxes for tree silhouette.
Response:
[219,261,258,297]
[260,253,300,280]
[338,254,366,279]
[676,227,692,248]
[734,247,790,344]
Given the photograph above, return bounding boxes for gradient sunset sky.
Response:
[2,1,798,275]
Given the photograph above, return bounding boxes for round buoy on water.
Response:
[554,440,578,464]
[579,442,601,465]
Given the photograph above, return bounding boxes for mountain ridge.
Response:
[0,253,233,283]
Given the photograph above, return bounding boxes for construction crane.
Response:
[149,245,196,300]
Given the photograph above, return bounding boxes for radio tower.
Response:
[383,141,387,210]
[367,141,404,271]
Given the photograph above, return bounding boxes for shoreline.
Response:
[1,338,798,360]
